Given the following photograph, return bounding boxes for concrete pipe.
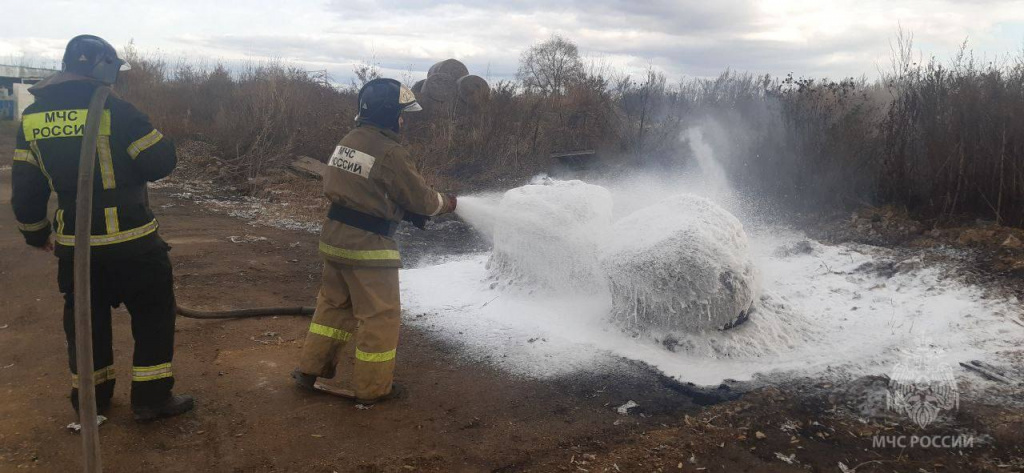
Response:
[457,74,490,107]
[428,59,470,81]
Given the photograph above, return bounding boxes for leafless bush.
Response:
[117,47,355,188]
[885,42,1024,226]
[115,35,1024,227]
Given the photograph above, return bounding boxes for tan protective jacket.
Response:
[319,123,450,267]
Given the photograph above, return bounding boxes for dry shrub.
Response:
[114,35,1024,227]
[117,44,355,189]
[881,34,1024,226]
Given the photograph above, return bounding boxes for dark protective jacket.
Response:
[319,123,452,267]
[10,73,176,260]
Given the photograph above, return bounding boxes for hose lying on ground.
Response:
[176,305,314,319]
[70,91,317,323]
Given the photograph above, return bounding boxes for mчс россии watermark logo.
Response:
[872,339,976,449]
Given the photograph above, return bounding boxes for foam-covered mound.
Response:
[601,194,759,333]
[487,179,612,293]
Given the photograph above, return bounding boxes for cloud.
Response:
[309,0,1024,79]
[0,37,67,67]
[1,0,1022,83]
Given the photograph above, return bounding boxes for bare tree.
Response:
[352,58,381,89]
[517,35,584,95]
[636,65,666,153]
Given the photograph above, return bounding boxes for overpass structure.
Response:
[0,64,58,120]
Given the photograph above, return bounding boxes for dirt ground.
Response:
[1,123,1022,472]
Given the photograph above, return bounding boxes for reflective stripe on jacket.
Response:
[319,123,449,267]
[9,73,176,260]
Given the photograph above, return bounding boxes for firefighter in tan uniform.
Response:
[292,78,456,403]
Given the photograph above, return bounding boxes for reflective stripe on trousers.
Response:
[71,366,116,388]
[355,348,396,363]
[18,219,50,232]
[132,362,173,382]
[309,322,352,341]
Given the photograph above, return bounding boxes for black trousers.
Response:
[58,249,177,410]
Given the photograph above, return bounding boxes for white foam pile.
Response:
[475,177,757,334]
[401,231,1023,385]
[400,129,1023,386]
[603,194,759,333]
[486,179,612,294]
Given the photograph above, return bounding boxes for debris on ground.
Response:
[615,400,638,415]
[228,235,269,244]
[288,156,327,180]
[527,385,1024,472]
[772,239,817,257]
[1003,235,1023,249]
[842,205,924,244]
[774,452,797,464]
[66,415,107,433]
[959,360,1017,384]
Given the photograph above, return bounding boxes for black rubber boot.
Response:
[133,394,195,422]
[291,369,317,392]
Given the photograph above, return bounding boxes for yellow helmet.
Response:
[399,83,422,112]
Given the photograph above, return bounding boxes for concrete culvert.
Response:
[601,194,759,334]
[422,72,457,103]
[428,58,470,81]
[487,179,612,294]
[411,79,426,95]
[457,75,490,107]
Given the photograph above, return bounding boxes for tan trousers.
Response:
[298,261,401,400]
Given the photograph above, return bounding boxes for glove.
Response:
[442,193,458,214]
[402,212,430,230]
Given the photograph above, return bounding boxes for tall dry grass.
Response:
[880,34,1024,226]
[118,44,356,183]
[113,38,1024,227]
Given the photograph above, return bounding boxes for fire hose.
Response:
[176,306,314,319]
[72,82,107,473]
[72,86,313,472]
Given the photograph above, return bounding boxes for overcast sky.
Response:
[3,0,1023,84]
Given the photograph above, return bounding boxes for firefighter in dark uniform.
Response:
[10,35,194,421]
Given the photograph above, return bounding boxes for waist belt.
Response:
[327,204,398,237]
[58,186,149,211]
